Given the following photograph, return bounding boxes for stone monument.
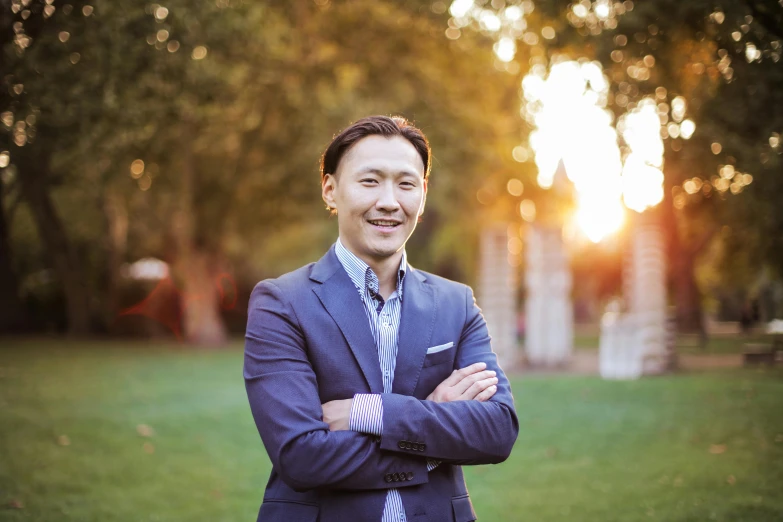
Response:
[524,225,573,367]
[477,225,518,368]
[600,214,670,379]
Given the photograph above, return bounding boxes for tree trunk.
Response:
[0,180,27,333]
[661,173,709,341]
[17,150,92,335]
[173,118,227,346]
[673,247,705,333]
[102,184,128,333]
[179,248,227,345]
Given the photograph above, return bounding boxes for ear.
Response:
[322,173,338,212]
[418,178,428,217]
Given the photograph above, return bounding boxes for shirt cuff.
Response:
[426,458,441,471]
[349,393,383,436]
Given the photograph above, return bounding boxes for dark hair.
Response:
[320,115,431,180]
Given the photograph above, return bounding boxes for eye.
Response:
[400,181,416,188]
[360,178,378,185]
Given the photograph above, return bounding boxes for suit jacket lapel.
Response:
[311,247,385,394]
[393,268,437,396]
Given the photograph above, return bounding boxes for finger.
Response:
[439,362,486,388]
[452,370,496,395]
[474,384,497,402]
[459,376,498,400]
[452,369,496,395]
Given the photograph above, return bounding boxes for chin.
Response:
[368,245,402,259]
[365,238,404,259]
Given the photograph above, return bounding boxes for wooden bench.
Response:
[743,336,783,366]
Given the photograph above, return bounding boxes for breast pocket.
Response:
[423,342,455,368]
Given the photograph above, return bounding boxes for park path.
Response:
[510,351,744,376]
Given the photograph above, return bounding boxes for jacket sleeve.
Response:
[350,393,441,471]
[244,280,429,492]
[378,285,519,465]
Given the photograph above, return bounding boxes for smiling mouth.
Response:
[367,219,402,230]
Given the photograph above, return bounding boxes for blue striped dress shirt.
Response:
[335,239,438,522]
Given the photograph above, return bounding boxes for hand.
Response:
[321,398,353,431]
[426,362,498,403]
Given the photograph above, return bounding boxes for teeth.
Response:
[370,220,398,226]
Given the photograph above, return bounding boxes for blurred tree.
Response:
[446,0,783,330]
[0,172,26,332]
[1,0,524,340]
[1,0,92,335]
[582,0,783,330]
[0,6,26,333]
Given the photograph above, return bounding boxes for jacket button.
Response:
[398,441,406,449]
[385,473,393,483]
[420,443,426,451]
[406,472,414,481]
[394,472,401,481]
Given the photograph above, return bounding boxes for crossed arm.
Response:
[322,362,500,473]
[244,281,518,493]
[321,362,501,431]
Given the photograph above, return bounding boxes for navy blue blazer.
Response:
[244,246,518,522]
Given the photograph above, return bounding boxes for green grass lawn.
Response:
[574,331,776,355]
[1,340,782,521]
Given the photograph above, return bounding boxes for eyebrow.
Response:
[356,167,421,178]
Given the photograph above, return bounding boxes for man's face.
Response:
[322,135,427,263]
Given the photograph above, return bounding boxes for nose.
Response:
[375,180,401,212]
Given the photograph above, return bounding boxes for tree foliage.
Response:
[446,0,783,326]
[1,0,524,339]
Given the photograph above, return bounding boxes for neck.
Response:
[339,239,403,298]
[368,253,403,297]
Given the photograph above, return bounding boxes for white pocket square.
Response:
[426,342,454,354]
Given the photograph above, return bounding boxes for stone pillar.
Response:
[524,225,573,367]
[599,311,646,379]
[477,225,518,368]
[627,216,668,373]
[600,214,669,379]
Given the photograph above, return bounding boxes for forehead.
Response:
[338,135,425,176]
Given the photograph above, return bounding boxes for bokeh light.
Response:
[507,178,524,196]
[447,0,535,62]
[130,159,145,178]
[522,57,624,241]
[519,199,536,221]
[619,98,665,212]
[191,46,208,60]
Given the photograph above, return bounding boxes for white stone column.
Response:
[628,218,668,374]
[524,225,573,367]
[477,225,518,368]
[599,311,644,379]
[600,215,669,379]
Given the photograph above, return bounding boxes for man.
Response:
[244,116,518,522]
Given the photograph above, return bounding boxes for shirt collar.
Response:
[334,238,407,300]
